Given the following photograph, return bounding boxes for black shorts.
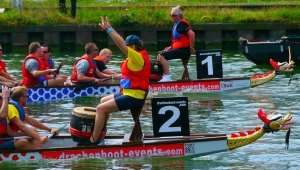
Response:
[160,47,190,60]
[114,92,145,111]
[0,140,16,150]
[34,81,48,86]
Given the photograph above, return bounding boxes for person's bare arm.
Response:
[0,86,10,120]
[10,116,41,140]
[6,125,26,137]
[99,16,129,56]
[24,114,52,132]
[187,30,196,54]
[102,69,118,75]
[31,69,57,78]
[0,70,19,83]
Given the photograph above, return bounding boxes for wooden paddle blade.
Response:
[56,60,66,75]
[288,71,294,86]
[72,82,97,93]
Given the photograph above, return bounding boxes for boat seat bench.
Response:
[122,91,149,144]
[179,56,190,80]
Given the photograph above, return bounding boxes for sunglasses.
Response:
[93,49,99,52]
[170,14,178,17]
[22,95,30,98]
[42,51,49,54]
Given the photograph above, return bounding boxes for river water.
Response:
[0,51,299,169]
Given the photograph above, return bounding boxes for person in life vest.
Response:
[0,44,21,85]
[41,44,70,85]
[7,86,60,149]
[77,16,150,146]
[21,42,65,86]
[94,48,121,80]
[157,5,196,82]
[70,43,115,85]
[0,86,30,150]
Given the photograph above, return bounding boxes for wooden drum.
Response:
[69,107,107,143]
[150,60,163,82]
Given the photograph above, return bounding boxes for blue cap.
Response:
[124,35,142,47]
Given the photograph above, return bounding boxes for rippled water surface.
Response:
[0,51,300,169]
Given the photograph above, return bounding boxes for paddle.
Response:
[287,46,293,86]
[72,76,113,93]
[0,122,69,142]
[55,60,66,75]
[47,122,69,139]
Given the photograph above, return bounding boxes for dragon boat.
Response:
[0,108,294,161]
[27,59,295,102]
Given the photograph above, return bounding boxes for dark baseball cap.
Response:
[124,35,142,48]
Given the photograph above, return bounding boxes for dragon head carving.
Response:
[258,108,294,133]
[270,59,295,74]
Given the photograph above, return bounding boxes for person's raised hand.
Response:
[99,16,112,31]
[1,85,11,98]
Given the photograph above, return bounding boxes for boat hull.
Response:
[240,36,300,65]
[27,78,251,102]
[0,134,228,161]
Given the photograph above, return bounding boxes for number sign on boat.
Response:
[196,50,223,79]
[151,97,190,137]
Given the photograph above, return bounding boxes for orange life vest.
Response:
[120,49,150,91]
[94,56,105,64]
[21,54,47,86]
[70,55,97,83]
[171,18,192,49]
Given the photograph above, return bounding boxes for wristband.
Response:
[106,28,113,34]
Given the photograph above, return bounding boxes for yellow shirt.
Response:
[122,47,147,99]
[7,104,20,124]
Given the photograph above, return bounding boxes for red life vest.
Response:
[21,54,47,86]
[120,49,150,91]
[0,60,7,73]
[0,120,7,144]
[41,59,51,75]
[0,120,7,135]
[70,55,97,83]
[171,18,192,49]
[94,56,105,64]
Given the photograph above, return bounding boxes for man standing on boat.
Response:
[70,43,114,85]
[6,86,60,149]
[0,85,30,150]
[21,42,65,86]
[77,16,150,146]
[0,45,21,85]
[157,5,196,82]
[94,48,121,79]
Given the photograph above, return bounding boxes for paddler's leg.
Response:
[100,94,115,122]
[28,128,42,149]
[14,138,30,150]
[157,54,170,75]
[47,78,65,86]
[91,98,119,143]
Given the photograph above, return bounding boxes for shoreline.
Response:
[0,23,299,53]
